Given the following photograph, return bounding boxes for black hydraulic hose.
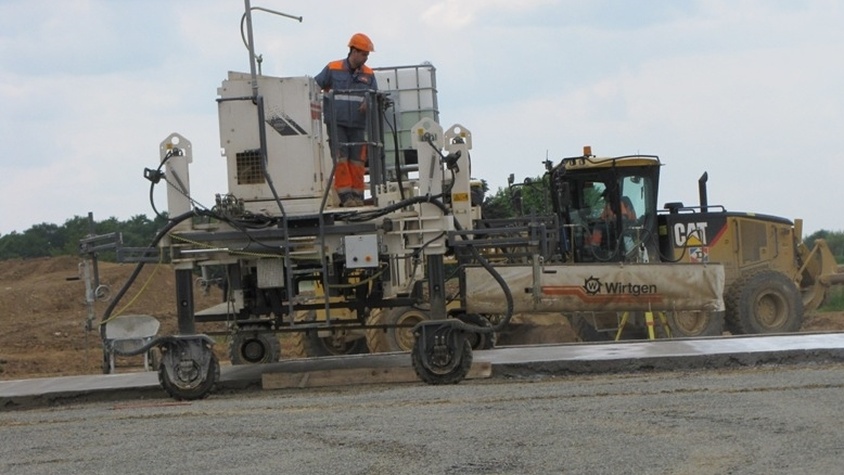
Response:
[421,197,514,335]
[335,149,514,335]
[385,104,406,200]
[147,149,174,220]
[340,193,447,222]
[99,210,201,340]
[449,217,514,334]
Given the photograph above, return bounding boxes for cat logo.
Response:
[673,222,709,247]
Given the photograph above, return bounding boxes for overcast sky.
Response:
[1,0,842,236]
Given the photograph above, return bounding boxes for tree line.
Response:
[1,200,842,263]
[0,214,169,261]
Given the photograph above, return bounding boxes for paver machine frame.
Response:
[92,2,728,400]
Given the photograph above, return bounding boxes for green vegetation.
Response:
[2,197,843,268]
[820,287,844,312]
[0,214,169,261]
[482,175,554,219]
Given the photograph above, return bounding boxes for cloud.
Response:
[1,0,843,236]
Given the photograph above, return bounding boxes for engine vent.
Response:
[235,150,265,185]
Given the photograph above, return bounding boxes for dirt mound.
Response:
[0,256,223,379]
[1,257,843,380]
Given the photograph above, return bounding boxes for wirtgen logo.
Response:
[583,276,658,297]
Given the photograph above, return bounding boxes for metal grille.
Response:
[236,150,265,184]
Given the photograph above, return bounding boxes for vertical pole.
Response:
[645,311,656,340]
[175,268,196,335]
[427,254,446,320]
[87,212,100,289]
[244,0,259,97]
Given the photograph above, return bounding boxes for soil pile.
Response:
[1,256,842,380]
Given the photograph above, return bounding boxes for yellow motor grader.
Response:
[501,147,843,340]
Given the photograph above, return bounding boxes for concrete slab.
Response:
[3,332,844,410]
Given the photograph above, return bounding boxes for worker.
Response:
[315,33,378,207]
[590,196,637,246]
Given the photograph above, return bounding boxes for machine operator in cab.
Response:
[315,33,378,208]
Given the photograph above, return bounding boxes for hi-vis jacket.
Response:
[315,58,378,129]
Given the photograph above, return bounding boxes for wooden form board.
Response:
[262,362,492,390]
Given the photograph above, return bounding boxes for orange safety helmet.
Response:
[348,33,375,52]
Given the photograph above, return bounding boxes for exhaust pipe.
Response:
[698,172,709,213]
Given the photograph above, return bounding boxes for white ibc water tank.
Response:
[374,64,440,179]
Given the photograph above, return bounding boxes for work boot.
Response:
[340,192,364,207]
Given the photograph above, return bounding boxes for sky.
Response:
[1,0,843,236]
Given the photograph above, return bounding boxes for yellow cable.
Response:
[99,254,164,327]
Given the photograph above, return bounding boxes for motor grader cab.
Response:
[540,147,842,340]
[546,147,662,265]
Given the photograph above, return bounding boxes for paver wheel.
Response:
[569,313,645,341]
[366,306,430,353]
[411,324,472,385]
[158,341,219,401]
[289,310,368,357]
[229,326,280,365]
[455,313,496,350]
[726,271,803,334]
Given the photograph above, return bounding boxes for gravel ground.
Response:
[2,363,844,475]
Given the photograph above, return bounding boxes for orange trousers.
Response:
[331,126,367,195]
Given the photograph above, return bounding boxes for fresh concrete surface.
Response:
[4,332,844,410]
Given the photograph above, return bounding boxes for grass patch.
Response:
[820,286,844,312]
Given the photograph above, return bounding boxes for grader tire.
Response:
[666,311,725,338]
[366,307,430,353]
[726,270,803,334]
[569,313,645,341]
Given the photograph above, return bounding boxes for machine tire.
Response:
[569,313,645,341]
[569,314,612,342]
[411,334,473,385]
[158,353,220,401]
[229,326,280,365]
[289,310,368,357]
[455,313,496,350]
[666,310,725,338]
[366,306,430,353]
[726,271,803,334]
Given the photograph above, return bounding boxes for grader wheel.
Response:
[726,271,803,334]
[666,311,725,338]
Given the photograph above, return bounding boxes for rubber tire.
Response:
[569,313,646,341]
[289,311,368,357]
[412,335,473,385]
[455,313,496,350]
[158,354,220,401]
[666,311,725,338]
[726,271,803,334]
[229,326,280,365]
[366,307,430,353]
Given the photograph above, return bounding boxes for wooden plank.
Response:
[262,362,492,390]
